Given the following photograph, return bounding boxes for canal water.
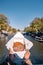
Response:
[24,35,43,64]
[0,34,43,64]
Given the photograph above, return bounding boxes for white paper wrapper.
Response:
[6,32,33,59]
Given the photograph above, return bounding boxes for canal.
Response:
[24,35,43,64]
[0,34,43,64]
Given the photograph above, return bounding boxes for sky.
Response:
[0,0,43,30]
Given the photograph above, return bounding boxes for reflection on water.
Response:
[0,35,43,64]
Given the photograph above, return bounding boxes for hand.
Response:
[9,48,15,61]
[9,48,14,54]
[24,50,30,60]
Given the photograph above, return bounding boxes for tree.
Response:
[0,14,8,23]
[12,28,17,33]
[0,14,9,31]
[30,17,43,32]
[17,29,20,32]
[24,17,43,33]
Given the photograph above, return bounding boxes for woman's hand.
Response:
[24,50,30,60]
[9,48,15,61]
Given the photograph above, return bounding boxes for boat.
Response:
[35,36,43,42]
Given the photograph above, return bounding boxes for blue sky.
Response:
[0,0,43,30]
